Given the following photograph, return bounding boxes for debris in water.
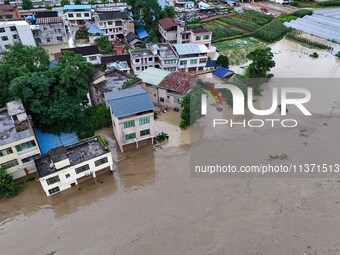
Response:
[268,153,288,160]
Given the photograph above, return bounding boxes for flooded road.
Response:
[1,39,340,255]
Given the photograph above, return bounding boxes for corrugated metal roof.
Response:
[63,5,91,10]
[213,67,230,78]
[172,43,208,55]
[158,18,177,29]
[137,67,171,86]
[36,16,63,24]
[88,23,104,34]
[136,27,148,39]
[105,87,154,118]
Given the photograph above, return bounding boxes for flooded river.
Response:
[1,39,340,255]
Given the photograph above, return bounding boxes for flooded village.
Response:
[1,1,340,255]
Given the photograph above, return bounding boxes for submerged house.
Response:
[35,138,113,196]
[105,86,155,152]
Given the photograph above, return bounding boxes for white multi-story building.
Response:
[0,99,41,180]
[130,48,158,75]
[105,86,155,152]
[171,43,209,72]
[35,138,113,196]
[61,45,102,65]
[147,43,178,72]
[63,4,92,25]
[94,11,134,41]
[0,20,35,57]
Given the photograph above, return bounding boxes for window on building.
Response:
[203,35,210,40]
[174,97,181,103]
[99,22,103,27]
[0,28,5,33]
[107,21,113,25]
[48,186,60,195]
[15,140,36,152]
[140,129,150,137]
[21,154,39,164]
[94,157,108,167]
[46,38,51,42]
[196,36,201,41]
[4,44,10,49]
[135,58,140,63]
[84,13,90,17]
[116,21,122,26]
[123,120,135,129]
[139,117,150,125]
[148,57,153,61]
[57,36,63,41]
[160,97,165,102]
[75,164,90,174]
[10,26,16,31]
[0,159,18,169]
[180,60,187,66]
[190,59,198,65]
[0,147,13,157]
[88,56,97,61]
[57,29,61,33]
[1,36,8,41]
[12,34,18,39]
[68,13,74,18]
[76,13,81,18]
[65,173,71,178]
[46,175,60,185]
[199,58,206,63]
[124,132,136,141]
[136,67,140,71]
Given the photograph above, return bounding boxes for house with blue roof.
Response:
[63,5,92,26]
[105,86,155,152]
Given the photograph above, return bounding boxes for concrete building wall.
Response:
[0,136,41,179]
[33,22,67,45]
[177,55,208,72]
[158,88,183,109]
[111,111,155,152]
[38,151,113,196]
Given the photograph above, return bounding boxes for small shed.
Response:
[213,67,234,78]
[136,28,148,39]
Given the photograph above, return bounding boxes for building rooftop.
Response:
[108,61,130,70]
[188,26,211,34]
[159,72,195,94]
[63,5,92,11]
[0,20,29,26]
[93,69,130,91]
[35,11,58,18]
[136,27,148,39]
[172,43,209,55]
[36,16,63,24]
[97,11,129,20]
[137,67,171,87]
[150,43,177,59]
[158,17,177,30]
[101,54,131,67]
[0,100,33,147]
[105,86,154,118]
[61,45,100,56]
[126,32,139,42]
[34,129,79,154]
[130,48,155,58]
[35,139,109,178]
[0,4,14,11]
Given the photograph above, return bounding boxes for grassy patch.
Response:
[313,0,340,7]
[277,14,298,23]
[285,30,334,51]
[215,37,266,65]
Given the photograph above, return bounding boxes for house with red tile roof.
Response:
[158,72,196,109]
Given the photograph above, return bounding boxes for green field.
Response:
[215,37,266,65]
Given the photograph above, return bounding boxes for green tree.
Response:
[160,5,176,19]
[216,55,229,68]
[2,43,50,73]
[246,47,275,78]
[4,0,10,4]
[0,168,22,199]
[60,0,70,6]
[75,0,82,4]
[45,5,52,10]
[95,36,114,54]
[0,44,49,107]
[144,28,160,43]
[22,0,33,10]
[88,0,96,4]
[127,0,161,28]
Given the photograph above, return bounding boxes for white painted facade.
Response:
[83,54,102,65]
[38,151,113,196]
[0,20,35,56]
[110,111,155,152]
[64,10,92,25]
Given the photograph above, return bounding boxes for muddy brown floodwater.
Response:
[1,39,340,255]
